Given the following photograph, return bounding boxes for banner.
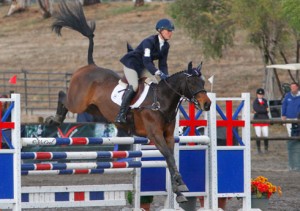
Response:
[21,123,118,153]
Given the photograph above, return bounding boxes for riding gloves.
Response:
[155,70,168,80]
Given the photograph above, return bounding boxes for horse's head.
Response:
[183,61,211,111]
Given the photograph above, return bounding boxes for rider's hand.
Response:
[155,70,168,80]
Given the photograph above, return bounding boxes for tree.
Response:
[169,0,300,99]
[280,0,300,88]
[231,0,288,98]
[169,0,235,59]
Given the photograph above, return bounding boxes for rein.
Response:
[163,77,206,110]
[137,73,207,122]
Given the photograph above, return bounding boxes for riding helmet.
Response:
[155,19,175,31]
[256,88,265,95]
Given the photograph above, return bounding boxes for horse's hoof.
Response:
[176,195,188,203]
[44,116,61,126]
[178,184,189,192]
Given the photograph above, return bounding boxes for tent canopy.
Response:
[266,63,300,70]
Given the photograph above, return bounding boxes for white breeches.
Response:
[254,126,269,137]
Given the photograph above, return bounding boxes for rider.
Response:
[115,18,175,124]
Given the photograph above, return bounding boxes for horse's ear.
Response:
[196,62,203,72]
[127,42,134,52]
[187,61,193,73]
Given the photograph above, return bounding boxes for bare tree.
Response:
[37,0,52,18]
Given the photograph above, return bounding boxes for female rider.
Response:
[115,18,175,124]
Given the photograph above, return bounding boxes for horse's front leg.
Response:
[146,123,188,203]
[164,123,189,195]
[151,133,188,203]
[164,132,189,194]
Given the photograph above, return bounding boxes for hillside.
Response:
[0,2,264,99]
[1,3,300,211]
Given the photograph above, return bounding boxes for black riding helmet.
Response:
[156,19,175,32]
[256,88,265,95]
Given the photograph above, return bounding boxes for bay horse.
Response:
[46,1,211,203]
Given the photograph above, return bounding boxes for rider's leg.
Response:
[115,66,138,124]
[141,68,158,83]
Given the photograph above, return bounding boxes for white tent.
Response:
[266,63,300,71]
[264,63,300,101]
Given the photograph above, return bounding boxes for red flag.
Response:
[9,75,17,84]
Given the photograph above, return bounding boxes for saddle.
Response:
[111,77,155,108]
[121,76,147,104]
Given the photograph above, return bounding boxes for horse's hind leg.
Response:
[45,91,68,126]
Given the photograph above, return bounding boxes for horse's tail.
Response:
[52,0,95,65]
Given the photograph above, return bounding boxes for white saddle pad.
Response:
[111,79,153,108]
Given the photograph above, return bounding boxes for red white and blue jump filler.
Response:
[0,93,255,210]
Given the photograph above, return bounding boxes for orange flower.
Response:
[251,176,282,199]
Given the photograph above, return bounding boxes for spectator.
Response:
[281,82,300,136]
[252,88,269,153]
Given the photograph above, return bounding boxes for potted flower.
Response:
[251,176,282,209]
[127,191,154,211]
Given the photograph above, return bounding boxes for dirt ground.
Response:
[1,2,300,211]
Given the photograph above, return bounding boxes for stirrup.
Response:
[115,113,127,124]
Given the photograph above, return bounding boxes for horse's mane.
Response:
[169,70,187,79]
[157,70,187,87]
[166,65,203,81]
[158,70,187,84]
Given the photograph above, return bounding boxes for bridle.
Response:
[163,73,207,110]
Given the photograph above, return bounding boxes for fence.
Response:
[0,70,72,115]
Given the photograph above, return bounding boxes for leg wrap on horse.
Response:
[171,173,189,203]
[51,92,68,125]
[115,85,135,124]
[45,91,68,126]
[172,173,189,192]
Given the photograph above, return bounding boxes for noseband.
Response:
[184,76,207,110]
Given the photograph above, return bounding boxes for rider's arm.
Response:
[141,39,159,75]
[158,45,169,75]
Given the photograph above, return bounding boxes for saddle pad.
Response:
[111,81,151,108]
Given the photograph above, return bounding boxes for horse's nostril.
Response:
[204,102,211,111]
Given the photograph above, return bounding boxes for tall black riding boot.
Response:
[115,85,135,124]
[256,140,262,154]
[264,140,269,152]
